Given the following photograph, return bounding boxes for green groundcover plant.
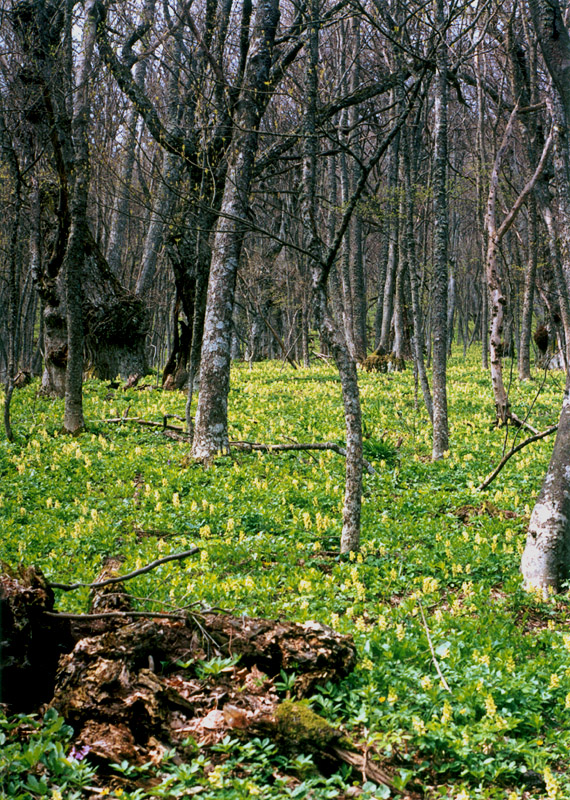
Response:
[2,350,570,799]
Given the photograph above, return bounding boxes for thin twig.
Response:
[49,547,200,591]
[509,362,550,454]
[477,425,558,491]
[417,600,451,693]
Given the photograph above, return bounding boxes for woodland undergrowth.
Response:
[1,350,570,800]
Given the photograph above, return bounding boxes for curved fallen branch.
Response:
[230,440,376,475]
[103,419,376,475]
[507,412,539,436]
[50,547,200,591]
[477,424,558,491]
[101,415,378,476]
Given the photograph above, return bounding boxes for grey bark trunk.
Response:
[431,0,449,459]
[379,109,401,353]
[522,0,570,591]
[301,0,362,552]
[446,268,455,356]
[475,45,489,369]
[63,0,99,433]
[348,16,367,361]
[107,0,155,276]
[192,0,281,460]
[519,195,537,380]
[485,106,552,423]
[338,100,356,356]
[403,125,433,421]
[521,386,570,593]
[136,27,183,297]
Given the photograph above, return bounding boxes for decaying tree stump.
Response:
[1,564,409,793]
[1,564,357,769]
[0,565,73,710]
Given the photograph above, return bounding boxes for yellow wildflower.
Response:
[412,716,426,734]
[441,701,453,725]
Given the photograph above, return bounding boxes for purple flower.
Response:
[69,744,91,761]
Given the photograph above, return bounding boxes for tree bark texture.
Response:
[485,106,552,423]
[192,0,281,459]
[519,195,538,380]
[107,0,156,278]
[348,16,367,362]
[431,0,449,459]
[301,0,363,552]
[523,0,570,591]
[378,102,401,353]
[63,0,100,434]
[403,125,433,421]
[12,1,148,397]
[521,387,570,592]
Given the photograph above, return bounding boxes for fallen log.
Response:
[100,415,378,475]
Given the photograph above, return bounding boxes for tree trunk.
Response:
[446,266,455,356]
[0,101,21,442]
[106,0,156,277]
[431,0,449,459]
[519,195,538,380]
[192,0,281,459]
[403,125,433,421]
[521,386,570,593]
[475,44,489,369]
[485,106,552,423]
[379,109,401,353]
[63,1,99,434]
[348,16,367,362]
[301,0,362,553]
[522,0,570,591]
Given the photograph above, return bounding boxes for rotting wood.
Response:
[1,564,415,794]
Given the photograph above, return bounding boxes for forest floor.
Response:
[1,350,570,800]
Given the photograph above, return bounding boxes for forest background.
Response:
[4,0,570,797]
